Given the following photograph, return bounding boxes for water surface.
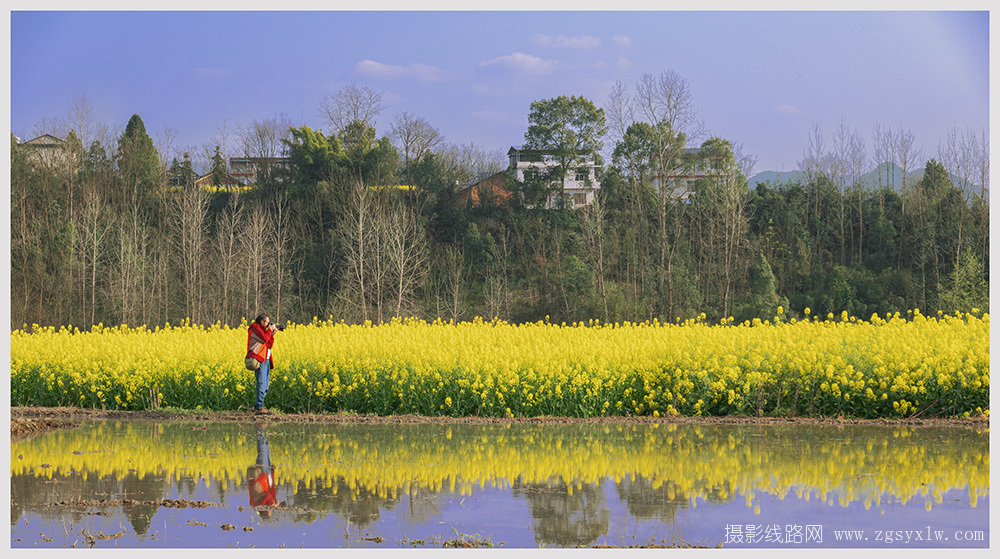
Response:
[10,420,988,548]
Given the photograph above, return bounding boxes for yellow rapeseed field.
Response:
[11,422,988,511]
[10,310,989,419]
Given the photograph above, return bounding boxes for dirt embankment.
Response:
[10,405,988,437]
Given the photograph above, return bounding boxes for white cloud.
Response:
[355,60,448,82]
[479,52,556,75]
[532,33,601,49]
[612,35,632,47]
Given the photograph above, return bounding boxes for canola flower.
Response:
[164,184,252,194]
[10,310,989,419]
[11,422,988,511]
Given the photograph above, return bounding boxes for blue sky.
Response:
[8,9,991,174]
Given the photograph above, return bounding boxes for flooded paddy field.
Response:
[10,415,989,549]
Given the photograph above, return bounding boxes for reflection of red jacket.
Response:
[246,323,275,368]
[249,466,277,506]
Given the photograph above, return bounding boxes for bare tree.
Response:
[242,205,273,316]
[75,190,109,328]
[871,121,894,190]
[147,220,171,327]
[215,119,233,165]
[894,125,921,208]
[319,83,385,134]
[110,211,149,326]
[172,183,209,323]
[67,93,110,153]
[603,79,634,161]
[390,112,445,183]
[939,126,989,303]
[339,179,377,322]
[483,229,512,321]
[238,114,295,186]
[442,246,466,323]
[971,128,989,201]
[847,126,867,265]
[871,120,899,218]
[436,142,506,183]
[199,120,236,179]
[212,194,245,325]
[635,70,702,140]
[634,71,700,314]
[382,195,429,318]
[155,126,178,174]
[32,115,69,140]
[720,142,756,318]
[579,199,609,322]
[270,193,291,323]
[970,129,989,264]
[797,122,831,237]
[10,140,37,326]
[830,119,866,265]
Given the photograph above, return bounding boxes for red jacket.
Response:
[248,466,277,506]
[246,322,275,368]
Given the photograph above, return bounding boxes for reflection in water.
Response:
[10,421,989,548]
[247,424,278,516]
[616,475,689,523]
[514,477,609,547]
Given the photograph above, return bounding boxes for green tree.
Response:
[283,125,346,193]
[390,112,444,185]
[412,152,466,244]
[210,145,228,188]
[733,252,787,323]
[688,137,752,319]
[909,159,959,309]
[361,137,399,187]
[116,114,161,205]
[167,152,196,189]
[340,119,377,177]
[938,250,988,313]
[523,95,607,207]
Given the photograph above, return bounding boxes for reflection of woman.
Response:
[246,313,278,415]
[248,425,277,513]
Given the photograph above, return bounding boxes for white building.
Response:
[659,147,728,201]
[507,146,601,209]
[18,134,74,169]
[229,156,291,185]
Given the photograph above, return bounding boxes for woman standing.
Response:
[246,313,278,414]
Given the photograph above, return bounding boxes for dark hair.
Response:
[255,313,269,325]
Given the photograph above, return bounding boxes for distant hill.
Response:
[749,162,926,191]
[748,170,805,187]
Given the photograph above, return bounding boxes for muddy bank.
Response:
[11,416,78,438]
[10,405,988,435]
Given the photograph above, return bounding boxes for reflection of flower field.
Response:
[10,311,989,418]
[10,422,989,511]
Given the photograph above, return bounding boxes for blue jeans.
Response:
[256,426,271,468]
[254,359,270,410]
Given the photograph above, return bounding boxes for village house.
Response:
[456,171,511,206]
[17,134,75,169]
[506,145,601,209]
[656,147,730,202]
[229,156,291,185]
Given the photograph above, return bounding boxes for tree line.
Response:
[10,76,989,330]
